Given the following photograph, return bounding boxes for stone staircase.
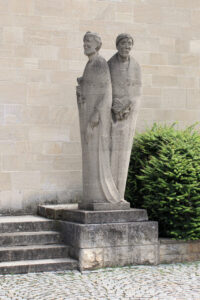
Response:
[0,215,78,274]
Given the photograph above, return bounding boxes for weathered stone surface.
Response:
[0,215,78,274]
[0,215,58,233]
[77,32,125,207]
[61,221,158,249]
[39,208,148,224]
[70,244,158,271]
[77,32,140,209]
[0,258,78,275]
[60,219,158,270]
[108,33,142,200]
[0,231,62,247]
[159,238,200,264]
[78,202,130,211]
[38,204,78,219]
[0,244,69,262]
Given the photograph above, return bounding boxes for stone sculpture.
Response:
[108,33,142,199]
[77,32,141,210]
[76,31,127,210]
[47,34,158,271]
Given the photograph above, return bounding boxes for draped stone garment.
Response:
[77,54,122,204]
[108,53,142,199]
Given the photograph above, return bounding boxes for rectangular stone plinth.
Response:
[38,204,144,224]
[79,202,130,211]
[58,209,148,224]
[60,220,159,270]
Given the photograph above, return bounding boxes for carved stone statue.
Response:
[108,33,142,199]
[77,32,128,210]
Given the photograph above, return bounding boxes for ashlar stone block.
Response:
[59,214,159,270]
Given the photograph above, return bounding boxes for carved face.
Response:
[83,35,98,57]
[117,37,133,59]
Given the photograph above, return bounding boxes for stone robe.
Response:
[77,54,122,204]
[108,53,142,199]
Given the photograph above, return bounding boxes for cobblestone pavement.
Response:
[0,262,199,300]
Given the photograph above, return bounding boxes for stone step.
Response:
[38,204,78,220]
[0,258,78,274]
[0,244,69,262]
[0,216,58,233]
[0,231,62,247]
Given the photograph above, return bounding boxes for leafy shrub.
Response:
[125,123,200,240]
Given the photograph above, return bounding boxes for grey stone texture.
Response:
[0,216,78,274]
[108,33,142,200]
[79,202,130,211]
[38,204,78,220]
[38,204,158,270]
[60,220,158,270]
[159,238,200,264]
[0,262,200,300]
[77,32,141,210]
[38,205,148,224]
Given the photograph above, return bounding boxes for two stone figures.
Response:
[76,32,142,210]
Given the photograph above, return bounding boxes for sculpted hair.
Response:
[83,31,102,51]
[116,33,134,47]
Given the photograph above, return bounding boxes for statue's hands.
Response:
[112,97,132,121]
[85,124,93,143]
[90,111,100,129]
[85,111,100,143]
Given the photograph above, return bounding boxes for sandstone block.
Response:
[11,171,40,190]
[162,88,187,108]
[34,0,65,17]
[190,40,200,54]
[29,126,70,142]
[53,155,81,171]
[134,5,162,24]
[0,173,11,190]
[115,13,133,23]
[152,75,177,87]
[181,54,199,67]
[40,171,81,190]
[191,11,200,26]
[186,89,200,109]
[62,142,81,156]
[23,106,49,125]
[0,83,27,104]
[61,221,158,249]
[3,27,23,44]
[31,46,58,60]
[141,96,161,109]
[10,0,34,14]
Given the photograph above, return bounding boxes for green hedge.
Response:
[125,124,200,240]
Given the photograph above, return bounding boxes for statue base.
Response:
[79,201,130,211]
[38,204,159,271]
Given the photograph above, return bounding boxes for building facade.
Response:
[0,0,200,213]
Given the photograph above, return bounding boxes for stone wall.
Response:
[159,239,200,264]
[0,0,200,213]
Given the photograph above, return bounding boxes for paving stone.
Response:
[0,262,199,299]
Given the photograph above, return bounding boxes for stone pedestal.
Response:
[79,202,130,211]
[58,209,159,271]
[38,205,159,271]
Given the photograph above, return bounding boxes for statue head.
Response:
[83,31,102,57]
[116,33,134,59]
